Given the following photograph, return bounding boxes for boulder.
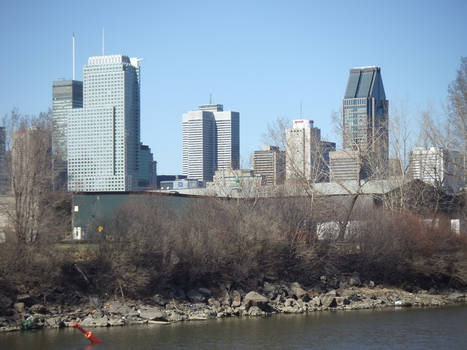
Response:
[220,290,231,306]
[139,307,167,321]
[289,282,307,299]
[247,306,266,317]
[80,316,109,327]
[263,282,277,294]
[198,288,212,298]
[152,294,168,306]
[16,294,35,306]
[187,289,205,303]
[348,274,361,287]
[231,290,242,307]
[320,293,337,308]
[14,302,25,313]
[243,292,269,308]
[29,304,48,314]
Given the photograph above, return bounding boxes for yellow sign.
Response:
[97,226,103,232]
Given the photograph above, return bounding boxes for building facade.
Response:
[342,66,388,178]
[52,79,83,190]
[182,104,239,182]
[409,147,464,193]
[138,144,157,189]
[67,55,141,192]
[285,120,335,182]
[329,150,364,182]
[253,146,285,185]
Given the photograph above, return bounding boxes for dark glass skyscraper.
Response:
[52,79,83,190]
[342,66,388,177]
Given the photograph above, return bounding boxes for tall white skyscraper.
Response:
[286,120,335,182]
[67,55,142,192]
[182,104,239,182]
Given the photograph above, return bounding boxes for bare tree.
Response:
[3,109,53,244]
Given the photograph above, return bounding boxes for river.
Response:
[1,306,466,349]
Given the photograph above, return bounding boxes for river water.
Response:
[1,306,466,350]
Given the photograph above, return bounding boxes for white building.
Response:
[285,120,335,182]
[67,55,142,192]
[409,147,464,193]
[182,104,239,182]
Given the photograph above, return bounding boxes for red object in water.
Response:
[72,322,103,344]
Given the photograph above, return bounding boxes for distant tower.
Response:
[285,120,334,182]
[253,146,285,185]
[67,55,141,192]
[182,104,240,182]
[52,79,83,190]
[342,66,389,177]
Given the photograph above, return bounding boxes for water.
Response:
[1,306,467,350]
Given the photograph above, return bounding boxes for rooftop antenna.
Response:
[209,93,212,104]
[102,28,105,56]
[300,100,303,118]
[72,33,76,80]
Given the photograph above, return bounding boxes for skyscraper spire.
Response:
[102,28,105,56]
[72,33,76,80]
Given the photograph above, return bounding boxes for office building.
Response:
[52,79,83,190]
[409,147,464,193]
[253,146,285,185]
[329,150,364,182]
[182,104,239,182]
[67,55,142,192]
[285,120,335,182]
[138,144,157,189]
[342,66,389,177]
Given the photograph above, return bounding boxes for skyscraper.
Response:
[285,120,335,182]
[67,55,141,192]
[182,104,239,182]
[342,66,388,176]
[52,79,83,190]
[253,146,285,185]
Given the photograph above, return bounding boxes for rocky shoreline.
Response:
[1,277,466,333]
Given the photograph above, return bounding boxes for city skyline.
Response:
[1,1,466,174]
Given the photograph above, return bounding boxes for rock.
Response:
[108,317,125,326]
[45,317,65,328]
[29,304,47,314]
[243,292,269,308]
[231,290,242,307]
[152,294,168,306]
[348,273,361,287]
[166,311,186,322]
[369,281,375,288]
[290,282,307,299]
[14,302,25,313]
[16,294,35,306]
[321,294,337,308]
[198,288,212,298]
[448,292,466,302]
[220,290,231,306]
[208,298,220,310]
[263,282,276,294]
[187,289,205,303]
[80,316,109,327]
[139,307,167,321]
[247,306,266,317]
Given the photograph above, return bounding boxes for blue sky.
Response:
[1,0,466,173]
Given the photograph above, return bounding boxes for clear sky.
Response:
[1,0,466,174]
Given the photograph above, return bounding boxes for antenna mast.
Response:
[102,28,105,56]
[300,100,303,118]
[209,93,212,104]
[72,34,76,80]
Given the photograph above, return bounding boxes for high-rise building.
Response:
[285,120,335,182]
[329,150,363,182]
[67,55,141,192]
[253,146,285,185]
[52,79,83,190]
[138,143,157,189]
[342,66,388,177]
[182,104,239,182]
[409,147,464,193]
